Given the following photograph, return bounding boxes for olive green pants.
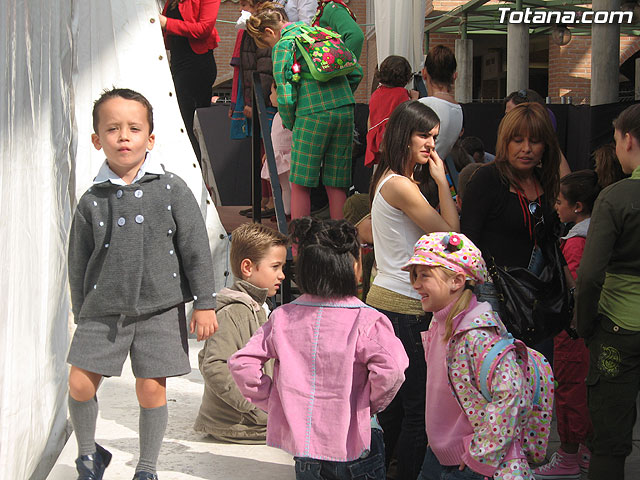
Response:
[586,314,640,479]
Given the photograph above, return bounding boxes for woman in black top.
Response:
[461,103,562,343]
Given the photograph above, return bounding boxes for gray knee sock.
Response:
[68,395,98,456]
[136,404,168,474]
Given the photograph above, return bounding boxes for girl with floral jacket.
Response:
[405,232,543,480]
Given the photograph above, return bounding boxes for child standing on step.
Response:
[246,3,363,221]
[229,217,409,480]
[67,88,218,480]
[405,232,549,480]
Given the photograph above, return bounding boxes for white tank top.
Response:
[371,174,427,300]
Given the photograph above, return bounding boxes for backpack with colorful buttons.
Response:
[280,23,358,83]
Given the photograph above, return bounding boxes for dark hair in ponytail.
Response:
[560,170,601,215]
[289,217,360,298]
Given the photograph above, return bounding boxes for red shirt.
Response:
[163,0,220,53]
[365,85,410,167]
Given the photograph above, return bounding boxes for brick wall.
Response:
[366,33,378,98]
[214,2,243,88]
[548,36,591,104]
[213,1,369,103]
[548,35,640,105]
[620,36,640,64]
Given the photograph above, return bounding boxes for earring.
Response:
[574,209,578,213]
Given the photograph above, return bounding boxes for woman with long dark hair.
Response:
[366,100,459,480]
[160,0,220,161]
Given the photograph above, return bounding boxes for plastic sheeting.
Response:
[0,1,74,477]
[374,0,426,72]
[1,1,230,478]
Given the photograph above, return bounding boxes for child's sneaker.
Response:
[532,449,580,479]
[578,444,591,473]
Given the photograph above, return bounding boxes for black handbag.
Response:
[487,239,574,346]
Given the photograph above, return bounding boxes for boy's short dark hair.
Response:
[457,162,483,201]
[230,223,288,279]
[560,169,601,215]
[504,88,545,108]
[460,136,485,158]
[92,87,154,133]
[378,55,413,88]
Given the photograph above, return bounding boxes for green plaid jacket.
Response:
[272,22,363,130]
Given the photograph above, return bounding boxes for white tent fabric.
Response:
[374,0,426,72]
[1,1,230,478]
[1,1,74,478]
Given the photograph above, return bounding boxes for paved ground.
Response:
[545,403,640,479]
[47,338,295,480]
[48,336,640,480]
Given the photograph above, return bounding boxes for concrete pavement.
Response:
[47,338,294,480]
[47,337,640,479]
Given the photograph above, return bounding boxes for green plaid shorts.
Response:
[290,105,354,188]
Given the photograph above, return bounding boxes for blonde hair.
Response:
[230,223,288,279]
[246,2,287,48]
[410,265,475,342]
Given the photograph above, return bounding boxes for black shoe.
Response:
[133,472,159,480]
[75,443,112,480]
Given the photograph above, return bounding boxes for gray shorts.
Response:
[67,304,190,378]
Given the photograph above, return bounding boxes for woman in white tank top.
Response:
[366,100,460,479]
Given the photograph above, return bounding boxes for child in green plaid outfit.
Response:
[247,2,362,220]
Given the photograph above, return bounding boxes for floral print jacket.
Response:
[423,300,535,479]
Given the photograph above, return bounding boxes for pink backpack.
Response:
[474,332,555,464]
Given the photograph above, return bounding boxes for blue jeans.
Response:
[375,309,430,480]
[417,447,485,480]
[294,428,386,480]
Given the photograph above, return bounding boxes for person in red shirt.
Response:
[160,0,220,161]
[533,169,601,479]
[366,55,416,167]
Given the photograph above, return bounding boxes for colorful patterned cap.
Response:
[401,232,488,284]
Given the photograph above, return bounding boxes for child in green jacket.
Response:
[247,3,362,221]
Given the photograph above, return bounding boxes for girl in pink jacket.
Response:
[405,232,544,480]
[229,217,409,479]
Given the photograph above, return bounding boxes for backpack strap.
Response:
[477,332,544,407]
[477,335,516,402]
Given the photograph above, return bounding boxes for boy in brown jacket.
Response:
[194,223,287,443]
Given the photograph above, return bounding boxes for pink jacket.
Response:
[229,294,409,461]
[422,298,534,478]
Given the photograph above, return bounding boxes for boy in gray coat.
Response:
[194,223,287,443]
[67,88,218,480]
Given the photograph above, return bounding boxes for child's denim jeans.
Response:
[417,447,485,480]
[294,427,385,480]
